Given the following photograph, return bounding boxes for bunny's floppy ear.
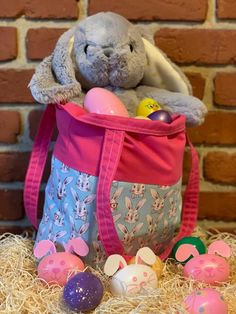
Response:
[104,254,127,276]
[29,27,81,104]
[141,38,191,96]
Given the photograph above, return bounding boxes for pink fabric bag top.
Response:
[54,103,186,185]
[24,103,200,262]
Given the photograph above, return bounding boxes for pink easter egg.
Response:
[184,288,228,314]
[84,87,129,117]
[184,254,230,284]
[37,252,85,286]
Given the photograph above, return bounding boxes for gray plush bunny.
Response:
[29,12,207,126]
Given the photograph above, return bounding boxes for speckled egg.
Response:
[63,272,104,312]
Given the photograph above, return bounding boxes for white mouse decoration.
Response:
[104,247,158,296]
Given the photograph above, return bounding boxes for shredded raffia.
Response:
[0,228,236,313]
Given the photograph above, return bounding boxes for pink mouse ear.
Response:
[34,240,56,259]
[208,240,231,258]
[65,237,89,257]
[175,244,199,262]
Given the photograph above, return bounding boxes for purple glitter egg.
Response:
[148,110,172,124]
[63,272,104,312]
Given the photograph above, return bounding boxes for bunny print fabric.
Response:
[36,156,182,267]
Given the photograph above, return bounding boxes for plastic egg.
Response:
[184,254,230,284]
[136,98,161,117]
[148,110,172,124]
[110,264,157,296]
[134,116,151,120]
[84,87,129,117]
[172,236,206,264]
[63,272,104,312]
[37,252,85,286]
[184,288,228,314]
[128,255,163,279]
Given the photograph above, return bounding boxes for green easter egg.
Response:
[172,236,206,264]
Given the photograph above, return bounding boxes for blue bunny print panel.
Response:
[36,156,182,266]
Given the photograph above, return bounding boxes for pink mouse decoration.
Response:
[184,288,228,314]
[34,237,89,286]
[176,240,231,284]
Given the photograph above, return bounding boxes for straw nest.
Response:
[0,227,235,314]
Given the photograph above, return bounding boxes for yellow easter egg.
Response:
[152,256,164,279]
[128,255,163,279]
[134,116,151,120]
[136,98,161,117]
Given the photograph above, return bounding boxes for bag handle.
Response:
[96,129,126,255]
[96,130,200,258]
[159,136,199,260]
[24,105,56,228]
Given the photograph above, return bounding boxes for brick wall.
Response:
[0,0,235,235]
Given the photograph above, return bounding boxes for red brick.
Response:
[214,72,236,107]
[187,112,236,145]
[217,0,236,19]
[0,69,34,103]
[26,28,67,60]
[24,0,78,19]
[198,192,236,221]
[0,111,21,144]
[89,0,208,21]
[0,27,17,61]
[0,190,24,220]
[155,29,236,65]
[0,152,51,182]
[182,150,201,185]
[203,152,236,185]
[29,109,58,141]
[0,0,25,18]
[0,152,30,182]
[29,110,42,140]
[185,72,206,100]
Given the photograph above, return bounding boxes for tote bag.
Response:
[24,103,199,266]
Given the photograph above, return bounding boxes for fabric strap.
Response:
[24,104,199,260]
[96,129,126,255]
[24,105,56,228]
[160,136,199,260]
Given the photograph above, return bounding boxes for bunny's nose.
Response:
[103,47,113,58]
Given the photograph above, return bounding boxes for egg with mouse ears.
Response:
[34,237,89,286]
[184,288,228,314]
[175,240,231,284]
[104,247,158,296]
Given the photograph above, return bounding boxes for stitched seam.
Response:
[79,118,184,136]
[101,130,115,252]
[28,132,47,226]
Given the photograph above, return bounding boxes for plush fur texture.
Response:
[29,12,207,126]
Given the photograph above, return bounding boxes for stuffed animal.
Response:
[29,12,207,126]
